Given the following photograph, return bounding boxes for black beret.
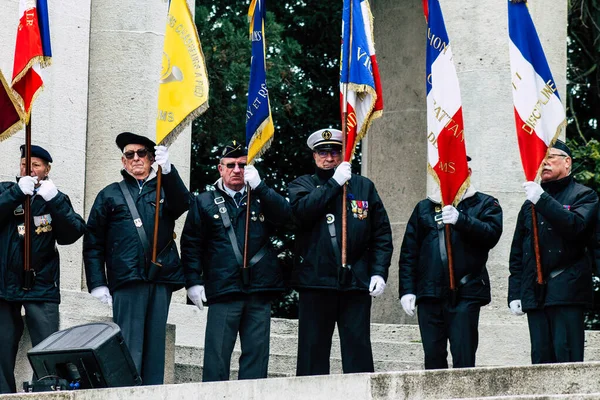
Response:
[552,139,572,158]
[20,145,52,163]
[116,132,156,152]
[220,140,247,159]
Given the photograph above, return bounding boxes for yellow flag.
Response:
[156,0,209,146]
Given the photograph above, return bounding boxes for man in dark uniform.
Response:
[398,158,503,369]
[509,140,598,364]
[181,141,290,382]
[288,129,393,376]
[83,132,191,385]
[0,145,86,393]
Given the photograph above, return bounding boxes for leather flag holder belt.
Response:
[213,193,269,286]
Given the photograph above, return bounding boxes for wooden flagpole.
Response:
[23,117,33,290]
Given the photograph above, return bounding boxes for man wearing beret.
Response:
[83,132,191,384]
[509,139,599,364]
[0,145,85,393]
[181,140,290,381]
[398,157,503,369]
[288,129,393,376]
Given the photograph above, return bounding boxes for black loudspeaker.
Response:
[27,322,142,389]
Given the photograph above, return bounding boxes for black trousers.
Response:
[112,281,173,386]
[527,305,585,364]
[296,290,374,376]
[202,294,272,382]
[0,299,59,394]
[417,298,481,369]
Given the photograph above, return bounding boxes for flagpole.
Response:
[23,117,33,290]
[531,204,545,303]
[341,83,349,270]
[149,165,163,280]
[242,182,251,284]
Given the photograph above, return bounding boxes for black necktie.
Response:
[234,192,243,207]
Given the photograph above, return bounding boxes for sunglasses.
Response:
[123,149,150,160]
[222,162,247,169]
[316,150,342,158]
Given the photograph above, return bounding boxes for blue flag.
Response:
[246,0,274,163]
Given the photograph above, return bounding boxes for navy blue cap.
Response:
[220,140,247,159]
[116,132,156,152]
[20,145,52,163]
[552,139,572,158]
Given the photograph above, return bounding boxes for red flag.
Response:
[0,70,23,141]
[12,0,52,122]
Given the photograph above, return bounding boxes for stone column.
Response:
[85,0,192,301]
[0,0,92,292]
[367,0,568,323]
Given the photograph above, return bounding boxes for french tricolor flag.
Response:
[340,0,383,162]
[12,0,52,122]
[424,0,469,207]
[509,0,566,181]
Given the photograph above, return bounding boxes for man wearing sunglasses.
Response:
[181,140,290,381]
[83,132,191,385]
[509,139,598,364]
[288,128,393,376]
[0,145,85,393]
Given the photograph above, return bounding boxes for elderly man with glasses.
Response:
[288,128,393,376]
[181,140,290,381]
[83,132,191,385]
[509,139,599,364]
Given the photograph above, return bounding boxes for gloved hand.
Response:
[91,286,112,306]
[37,179,58,201]
[18,176,38,196]
[187,285,207,310]
[509,299,525,316]
[332,161,352,186]
[154,145,171,174]
[244,165,261,190]
[441,205,459,225]
[523,181,543,204]
[369,275,386,297]
[400,294,417,317]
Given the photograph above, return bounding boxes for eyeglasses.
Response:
[123,149,149,159]
[316,150,342,158]
[222,162,246,169]
[546,154,568,160]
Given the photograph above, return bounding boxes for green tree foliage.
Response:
[567,0,600,329]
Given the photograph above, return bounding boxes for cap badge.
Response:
[322,130,332,140]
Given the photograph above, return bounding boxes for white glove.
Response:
[187,285,207,310]
[37,179,58,201]
[154,145,171,174]
[523,181,543,204]
[332,161,352,186]
[91,286,112,306]
[244,165,261,190]
[509,299,525,316]
[18,176,38,196]
[441,205,459,225]
[369,275,386,297]
[400,294,417,317]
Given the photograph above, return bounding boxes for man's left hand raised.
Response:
[244,165,261,190]
[37,179,58,202]
[154,145,171,174]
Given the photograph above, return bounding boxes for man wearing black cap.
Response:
[83,132,191,384]
[0,145,85,393]
[509,139,599,364]
[398,158,503,369]
[181,140,290,381]
[288,129,393,376]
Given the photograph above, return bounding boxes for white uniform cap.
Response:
[306,129,343,150]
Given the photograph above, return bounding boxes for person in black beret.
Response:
[181,139,290,381]
[83,132,192,385]
[0,145,86,393]
[509,139,599,364]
